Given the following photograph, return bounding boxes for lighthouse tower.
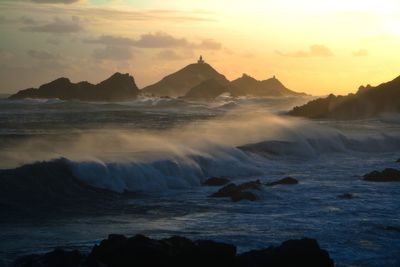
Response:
[197,55,205,64]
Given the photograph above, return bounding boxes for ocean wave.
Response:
[238,132,400,158]
[1,98,66,105]
[1,127,399,214]
[0,158,118,216]
[0,146,263,213]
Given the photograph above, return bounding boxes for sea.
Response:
[0,95,399,267]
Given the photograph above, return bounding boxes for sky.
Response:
[0,0,399,95]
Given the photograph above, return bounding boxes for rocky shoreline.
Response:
[12,234,334,267]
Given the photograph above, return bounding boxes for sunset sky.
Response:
[0,0,399,95]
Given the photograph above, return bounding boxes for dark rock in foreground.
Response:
[13,249,84,267]
[210,180,262,202]
[9,73,139,101]
[237,238,334,267]
[363,168,400,182]
[203,177,231,186]
[266,177,299,187]
[14,234,334,267]
[236,180,263,191]
[211,183,239,197]
[87,234,236,267]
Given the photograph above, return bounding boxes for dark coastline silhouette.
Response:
[289,75,400,119]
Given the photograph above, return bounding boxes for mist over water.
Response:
[0,96,400,266]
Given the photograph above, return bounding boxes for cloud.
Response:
[196,39,222,50]
[85,35,136,46]
[241,52,255,58]
[27,50,56,60]
[85,33,222,50]
[0,3,214,23]
[276,45,334,58]
[93,45,134,61]
[134,32,189,48]
[21,16,83,33]
[20,16,37,25]
[47,38,61,45]
[0,50,14,60]
[31,0,80,3]
[352,49,368,57]
[156,50,186,61]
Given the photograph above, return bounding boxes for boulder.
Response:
[266,177,298,187]
[210,180,261,202]
[203,177,231,186]
[237,180,263,191]
[211,183,239,198]
[363,168,400,182]
[237,238,334,267]
[86,234,236,267]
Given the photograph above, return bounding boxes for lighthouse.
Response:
[197,55,205,64]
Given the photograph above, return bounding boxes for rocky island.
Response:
[9,73,140,101]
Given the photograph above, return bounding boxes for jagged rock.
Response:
[9,73,139,101]
[203,177,231,186]
[363,168,400,182]
[266,177,299,187]
[230,74,305,97]
[237,238,334,267]
[211,183,240,198]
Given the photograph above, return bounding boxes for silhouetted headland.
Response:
[288,75,400,119]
